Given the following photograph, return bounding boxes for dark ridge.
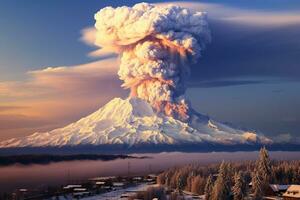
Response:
[0,143,300,156]
[0,154,148,166]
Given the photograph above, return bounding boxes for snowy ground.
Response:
[48,183,206,200]
[81,183,155,200]
[80,184,205,200]
[51,183,154,200]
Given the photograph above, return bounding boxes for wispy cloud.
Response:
[159,2,300,26]
[188,79,265,88]
[0,58,125,140]
[273,133,293,143]
[80,27,116,58]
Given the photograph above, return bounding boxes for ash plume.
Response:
[94,3,210,120]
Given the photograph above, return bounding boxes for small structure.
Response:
[120,192,136,199]
[249,182,253,188]
[73,188,87,192]
[283,185,300,200]
[73,191,90,198]
[112,182,125,188]
[148,174,157,178]
[103,186,112,190]
[95,181,106,187]
[89,176,116,181]
[12,189,29,200]
[133,176,143,181]
[63,184,82,190]
[145,174,157,183]
[267,184,289,196]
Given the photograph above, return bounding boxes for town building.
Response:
[283,185,300,200]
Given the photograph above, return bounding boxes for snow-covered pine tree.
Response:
[178,175,184,193]
[252,165,263,200]
[204,174,214,200]
[252,147,272,200]
[212,161,232,200]
[233,171,246,200]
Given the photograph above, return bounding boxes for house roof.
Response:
[63,185,82,189]
[283,185,300,198]
[89,176,116,181]
[112,182,125,186]
[96,181,106,185]
[269,184,289,192]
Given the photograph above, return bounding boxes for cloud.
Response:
[272,133,300,144]
[80,2,300,84]
[0,106,27,112]
[188,79,265,88]
[160,2,300,26]
[80,27,117,58]
[80,27,97,47]
[1,58,119,96]
[28,58,119,91]
[0,58,126,140]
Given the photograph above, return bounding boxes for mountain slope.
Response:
[0,98,272,148]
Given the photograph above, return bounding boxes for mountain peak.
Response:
[0,97,272,148]
[80,97,155,124]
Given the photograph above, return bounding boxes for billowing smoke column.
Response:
[94,3,210,121]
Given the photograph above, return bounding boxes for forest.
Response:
[157,147,300,199]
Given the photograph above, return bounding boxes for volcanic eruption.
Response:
[94,3,211,121]
[0,3,272,150]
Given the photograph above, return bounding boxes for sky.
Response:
[0,0,300,143]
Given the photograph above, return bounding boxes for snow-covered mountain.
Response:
[0,98,272,148]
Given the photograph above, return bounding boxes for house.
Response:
[73,188,87,192]
[249,182,253,188]
[148,174,157,178]
[63,184,82,190]
[12,189,29,200]
[112,182,125,188]
[73,191,90,198]
[283,185,300,200]
[266,184,289,196]
[120,192,136,199]
[89,176,116,181]
[95,181,106,187]
[133,176,143,181]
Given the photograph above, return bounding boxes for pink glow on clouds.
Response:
[1,2,300,141]
[0,58,125,140]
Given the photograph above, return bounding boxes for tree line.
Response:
[157,147,300,200]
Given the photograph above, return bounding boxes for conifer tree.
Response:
[212,161,232,200]
[178,176,184,193]
[233,171,246,200]
[204,174,213,200]
[252,147,271,200]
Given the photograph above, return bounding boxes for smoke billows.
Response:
[94,3,211,121]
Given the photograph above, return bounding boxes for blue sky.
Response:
[0,0,300,142]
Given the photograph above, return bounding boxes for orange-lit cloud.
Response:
[80,27,116,58]
[0,58,126,140]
